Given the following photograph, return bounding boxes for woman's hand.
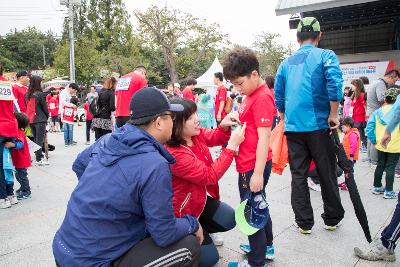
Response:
[220,113,241,130]
[226,122,246,151]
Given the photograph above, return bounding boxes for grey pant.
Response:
[367,140,378,164]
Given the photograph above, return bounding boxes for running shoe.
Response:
[228,260,267,267]
[372,187,385,195]
[7,195,18,205]
[210,233,223,246]
[0,198,11,209]
[354,239,396,262]
[17,191,31,200]
[293,221,312,234]
[383,191,398,199]
[324,219,342,231]
[239,244,275,260]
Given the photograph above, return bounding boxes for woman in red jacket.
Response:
[165,98,245,267]
[351,79,367,152]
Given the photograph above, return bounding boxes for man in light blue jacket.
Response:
[274,17,345,234]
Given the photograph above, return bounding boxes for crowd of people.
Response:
[0,16,400,267]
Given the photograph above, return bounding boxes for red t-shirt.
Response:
[115,72,148,117]
[236,83,274,173]
[215,85,227,119]
[0,80,18,137]
[351,93,366,122]
[182,87,195,102]
[83,102,94,121]
[11,128,31,169]
[48,97,59,117]
[62,105,76,124]
[12,83,28,113]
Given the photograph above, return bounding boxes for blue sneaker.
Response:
[372,187,385,195]
[228,260,267,267]
[383,191,398,199]
[239,244,275,260]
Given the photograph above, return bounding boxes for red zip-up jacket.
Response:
[165,127,235,218]
[11,128,31,169]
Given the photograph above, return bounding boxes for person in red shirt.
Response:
[223,47,276,265]
[182,78,197,102]
[11,112,32,200]
[12,71,30,113]
[115,66,148,128]
[165,98,245,266]
[48,91,60,132]
[351,78,367,151]
[213,72,227,123]
[62,97,78,146]
[83,101,94,145]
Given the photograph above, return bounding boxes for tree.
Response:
[134,6,227,83]
[253,32,293,76]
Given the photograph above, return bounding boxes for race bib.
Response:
[64,107,73,117]
[0,82,15,101]
[49,103,56,109]
[115,77,131,91]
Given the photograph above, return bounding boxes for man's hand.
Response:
[381,131,392,149]
[4,142,15,148]
[249,172,264,192]
[328,115,340,129]
[194,224,204,245]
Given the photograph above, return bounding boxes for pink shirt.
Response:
[349,132,359,156]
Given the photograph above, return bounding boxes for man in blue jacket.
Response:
[53,87,202,267]
[274,17,345,234]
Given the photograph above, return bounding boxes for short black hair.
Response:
[167,98,197,147]
[296,31,320,42]
[264,75,275,89]
[214,72,223,82]
[186,78,197,86]
[223,46,259,81]
[385,69,400,78]
[359,76,369,85]
[15,112,29,129]
[135,65,147,72]
[70,96,78,105]
[343,117,354,128]
[69,83,79,90]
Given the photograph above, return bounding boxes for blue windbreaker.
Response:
[274,44,343,132]
[53,124,199,267]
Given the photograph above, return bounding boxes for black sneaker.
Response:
[17,191,31,200]
[16,188,21,194]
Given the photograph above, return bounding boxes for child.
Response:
[83,100,94,145]
[223,47,275,266]
[48,91,60,132]
[342,86,352,118]
[11,112,32,199]
[197,94,214,129]
[351,79,367,152]
[366,88,400,199]
[62,96,78,147]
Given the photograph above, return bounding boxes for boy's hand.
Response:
[250,172,264,192]
[4,142,15,148]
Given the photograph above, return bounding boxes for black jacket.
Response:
[94,88,115,120]
[29,91,49,124]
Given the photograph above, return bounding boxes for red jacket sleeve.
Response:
[200,127,231,147]
[169,147,235,187]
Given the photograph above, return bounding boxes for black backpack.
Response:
[89,96,100,116]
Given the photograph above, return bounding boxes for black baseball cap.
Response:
[130,87,184,125]
[16,70,29,79]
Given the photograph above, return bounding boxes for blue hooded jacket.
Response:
[274,44,343,132]
[53,124,199,267]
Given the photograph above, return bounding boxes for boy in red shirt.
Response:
[182,78,197,102]
[223,47,275,266]
[62,97,78,146]
[213,72,227,123]
[11,113,32,199]
[48,91,60,132]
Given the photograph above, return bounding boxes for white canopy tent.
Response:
[196,57,229,91]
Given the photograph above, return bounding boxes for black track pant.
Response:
[286,130,345,230]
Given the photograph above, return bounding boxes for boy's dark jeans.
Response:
[0,136,7,199]
[238,160,273,267]
[374,151,400,192]
[15,168,30,193]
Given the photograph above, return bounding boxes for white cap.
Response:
[174,83,180,88]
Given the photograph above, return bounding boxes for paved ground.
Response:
[0,124,399,267]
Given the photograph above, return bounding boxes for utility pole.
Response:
[68,0,76,82]
[42,44,46,66]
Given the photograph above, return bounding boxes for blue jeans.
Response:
[238,160,273,267]
[63,123,74,145]
[381,193,400,251]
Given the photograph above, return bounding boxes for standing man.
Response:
[182,79,197,102]
[12,71,30,113]
[53,88,201,267]
[115,66,148,128]
[86,85,98,101]
[366,70,400,166]
[274,17,345,234]
[213,72,227,124]
[59,83,78,120]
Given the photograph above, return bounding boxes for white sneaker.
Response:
[7,195,18,205]
[210,233,224,246]
[0,198,11,209]
[307,177,321,192]
[324,219,343,231]
[35,160,50,166]
[85,141,90,145]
